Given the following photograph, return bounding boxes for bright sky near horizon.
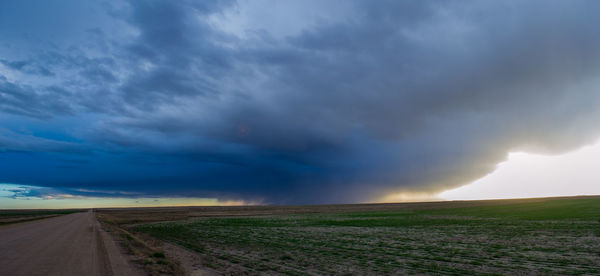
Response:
[439,141,600,200]
[0,183,253,209]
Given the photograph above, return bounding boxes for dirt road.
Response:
[0,210,139,276]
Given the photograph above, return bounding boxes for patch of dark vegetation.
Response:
[151,251,166,259]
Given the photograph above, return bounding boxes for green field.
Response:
[133,197,600,274]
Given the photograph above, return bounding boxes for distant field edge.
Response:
[0,209,85,226]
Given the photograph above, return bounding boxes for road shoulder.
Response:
[95,218,144,276]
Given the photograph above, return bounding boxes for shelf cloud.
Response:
[1,0,600,204]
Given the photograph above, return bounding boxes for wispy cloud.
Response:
[0,183,257,208]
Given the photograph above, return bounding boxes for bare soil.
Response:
[0,210,142,276]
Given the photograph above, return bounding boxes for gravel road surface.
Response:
[0,210,139,276]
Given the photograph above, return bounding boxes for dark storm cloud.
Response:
[0,59,53,76]
[0,77,73,118]
[0,128,83,153]
[1,0,600,203]
[120,0,237,108]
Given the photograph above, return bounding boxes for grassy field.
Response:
[0,209,84,225]
[101,197,600,275]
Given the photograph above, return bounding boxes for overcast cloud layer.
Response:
[1,0,600,204]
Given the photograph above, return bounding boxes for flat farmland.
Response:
[0,209,84,225]
[98,196,600,275]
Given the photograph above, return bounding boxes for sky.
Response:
[1,0,600,208]
[440,140,600,200]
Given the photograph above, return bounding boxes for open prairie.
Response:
[0,209,84,225]
[97,196,600,275]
